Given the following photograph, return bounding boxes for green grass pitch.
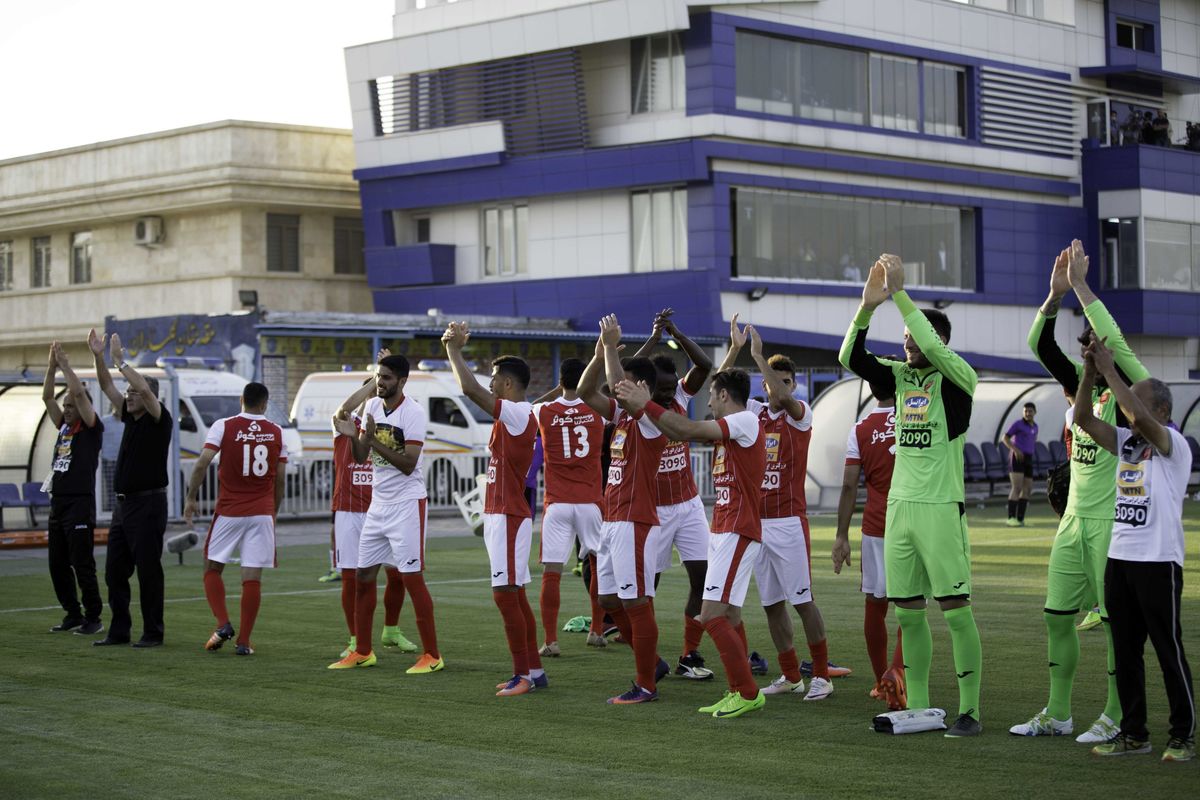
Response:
[2,504,1196,799]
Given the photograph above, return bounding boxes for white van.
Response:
[290,366,491,503]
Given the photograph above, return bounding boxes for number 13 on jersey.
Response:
[560,425,590,458]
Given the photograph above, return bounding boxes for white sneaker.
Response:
[762,675,805,695]
[804,676,834,701]
[538,641,560,657]
[1008,708,1073,736]
[1075,713,1119,744]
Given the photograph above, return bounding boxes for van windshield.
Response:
[191,395,243,426]
[462,397,492,423]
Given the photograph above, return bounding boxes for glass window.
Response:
[1116,20,1151,52]
[267,214,300,273]
[415,216,431,244]
[0,241,12,291]
[631,33,685,114]
[1145,220,1194,291]
[30,237,51,288]
[923,63,967,138]
[631,187,687,272]
[481,204,527,277]
[71,231,92,285]
[1100,218,1140,288]
[429,397,469,428]
[732,187,976,290]
[870,54,919,133]
[334,217,365,275]
[1008,0,1045,19]
[191,396,243,427]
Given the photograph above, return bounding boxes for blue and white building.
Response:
[344,0,1200,380]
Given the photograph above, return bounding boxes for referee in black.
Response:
[89,330,173,648]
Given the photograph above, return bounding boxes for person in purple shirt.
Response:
[524,433,543,522]
[1004,402,1039,526]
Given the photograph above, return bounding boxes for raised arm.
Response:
[837,261,899,395]
[883,255,977,394]
[53,343,97,428]
[339,378,379,416]
[576,338,615,420]
[1072,350,1118,456]
[660,311,713,395]
[1069,239,1150,386]
[1088,334,1171,455]
[87,329,123,410]
[747,325,806,421]
[718,314,746,372]
[630,310,664,360]
[613,379,724,442]
[600,315,627,405]
[42,343,63,428]
[110,333,162,420]
[1028,248,1083,394]
[441,321,496,415]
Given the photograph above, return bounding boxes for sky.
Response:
[0,0,396,161]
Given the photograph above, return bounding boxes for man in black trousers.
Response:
[89,330,172,648]
[42,342,105,636]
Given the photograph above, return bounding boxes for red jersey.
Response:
[654,380,699,506]
[331,417,372,514]
[844,406,896,537]
[710,410,767,540]
[485,399,536,517]
[747,398,812,519]
[203,413,287,517]
[604,401,668,525]
[535,397,604,506]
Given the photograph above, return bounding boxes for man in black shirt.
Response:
[89,330,173,648]
[43,342,105,636]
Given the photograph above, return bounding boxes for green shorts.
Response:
[1044,514,1112,616]
[884,499,972,601]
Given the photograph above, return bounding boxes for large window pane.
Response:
[631,34,684,114]
[871,55,919,132]
[632,192,652,272]
[924,63,966,138]
[483,208,499,276]
[631,187,687,272]
[732,187,976,290]
[266,214,300,273]
[1144,220,1192,290]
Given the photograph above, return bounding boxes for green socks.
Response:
[894,607,933,710]
[1044,612,1079,721]
[944,605,983,719]
[1102,621,1122,724]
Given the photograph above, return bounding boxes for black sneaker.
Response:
[675,651,715,680]
[74,621,105,636]
[50,617,85,633]
[205,622,235,651]
[132,638,163,648]
[748,651,769,675]
[945,712,983,737]
[235,644,255,656]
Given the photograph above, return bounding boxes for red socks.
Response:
[540,571,562,645]
[203,569,229,625]
[383,567,405,627]
[238,580,261,647]
[355,577,378,657]
[682,615,705,657]
[340,569,357,634]
[808,638,829,680]
[608,605,634,646]
[735,620,749,653]
[402,572,439,659]
[494,589,528,676]
[706,617,757,700]
[778,647,802,683]
[625,602,660,692]
[518,588,541,671]
[864,599,890,682]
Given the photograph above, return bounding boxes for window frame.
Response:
[333,216,366,276]
[266,213,301,273]
[70,231,92,285]
[0,241,12,291]
[31,236,51,289]
[630,186,688,273]
[630,33,686,115]
[480,203,528,278]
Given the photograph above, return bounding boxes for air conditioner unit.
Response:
[134,216,164,246]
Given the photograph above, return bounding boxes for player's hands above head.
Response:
[880,254,905,293]
[861,260,891,309]
[747,324,763,360]
[1067,239,1089,288]
[599,314,622,347]
[109,333,125,365]
[1083,332,1114,375]
[653,307,678,337]
[729,313,747,349]
[376,347,392,363]
[47,342,58,368]
[831,538,851,574]
[52,342,68,369]
[614,379,651,411]
[1049,248,1071,298]
[87,329,107,357]
[441,322,469,350]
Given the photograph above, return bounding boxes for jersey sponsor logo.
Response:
[901,391,931,426]
[712,445,727,475]
[53,428,76,473]
[610,429,627,460]
[764,433,781,464]
[235,421,277,445]
[1117,462,1146,497]
[897,427,932,449]
[369,423,402,468]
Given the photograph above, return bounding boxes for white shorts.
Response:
[654,495,710,572]
[860,534,886,599]
[753,516,814,607]
[358,499,428,573]
[702,533,760,608]
[334,511,367,570]
[484,512,532,588]
[540,502,602,563]
[596,520,659,600]
[204,514,276,569]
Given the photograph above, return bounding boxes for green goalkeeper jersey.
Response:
[839,291,978,504]
[1027,300,1150,519]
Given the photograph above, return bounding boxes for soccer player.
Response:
[1073,335,1195,761]
[328,354,440,673]
[327,373,417,659]
[185,382,286,656]
[615,366,767,718]
[533,358,606,657]
[722,322,837,701]
[1002,402,1038,527]
[833,378,905,710]
[632,309,714,680]
[839,254,983,737]
[1010,241,1149,742]
[442,322,545,697]
[575,316,670,704]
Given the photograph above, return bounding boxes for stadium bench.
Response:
[0,483,32,530]
[22,482,51,527]
[1048,439,1068,467]
[980,442,1009,493]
